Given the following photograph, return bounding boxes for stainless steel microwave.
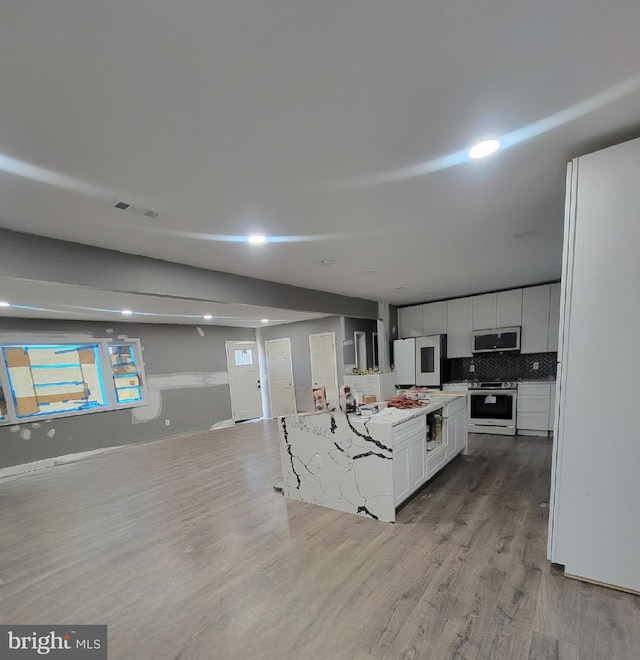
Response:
[472,326,521,353]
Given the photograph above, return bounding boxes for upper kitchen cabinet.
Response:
[548,282,561,352]
[446,297,473,358]
[521,285,551,353]
[472,294,497,330]
[422,301,447,336]
[398,305,422,338]
[496,289,523,327]
[472,289,522,330]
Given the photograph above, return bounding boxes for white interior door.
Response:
[225,341,263,422]
[309,332,338,407]
[265,338,296,418]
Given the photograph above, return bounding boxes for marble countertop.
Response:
[351,393,464,427]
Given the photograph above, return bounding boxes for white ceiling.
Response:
[1,0,640,314]
[0,277,327,328]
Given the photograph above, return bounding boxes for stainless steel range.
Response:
[468,381,517,435]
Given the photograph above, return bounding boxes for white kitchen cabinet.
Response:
[445,399,467,455]
[548,137,640,593]
[517,382,552,435]
[496,289,523,327]
[426,443,448,478]
[548,282,561,353]
[428,397,467,476]
[446,297,473,358]
[521,285,551,353]
[409,430,427,491]
[398,305,422,338]
[473,293,497,330]
[422,301,447,336]
[393,438,411,506]
[392,415,426,505]
[548,382,556,431]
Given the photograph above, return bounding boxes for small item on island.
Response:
[404,387,433,401]
[386,396,427,409]
[343,386,356,413]
[359,401,388,417]
[313,386,327,411]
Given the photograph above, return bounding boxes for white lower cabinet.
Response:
[390,396,468,506]
[393,439,412,506]
[426,444,448,478]
[409,430,427,491]
[445,399,467,456]
[517,382,556,435]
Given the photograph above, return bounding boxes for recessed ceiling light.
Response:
[203,314,213,320]
[261,318,269,323]
[0,301,10,307]
[358,270,374,277]
[515,230,539,239]
[320,259,335,266]
[468,139,500,159]
[247,234,267,245]
[121,310,133,316]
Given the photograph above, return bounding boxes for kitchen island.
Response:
[279,394,467,522]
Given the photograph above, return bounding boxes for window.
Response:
[0,338,147,425]
[3,344,107,418]
[109,344,143,403]
[234,348,253,366]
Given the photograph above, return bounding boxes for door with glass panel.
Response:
[225,341,263,422]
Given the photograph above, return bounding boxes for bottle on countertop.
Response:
[343,386,356,413]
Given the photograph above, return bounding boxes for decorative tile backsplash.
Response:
[449,352,557,382]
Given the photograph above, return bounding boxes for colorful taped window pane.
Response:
[234,348,253,366]
[108,344,143,403]
[0,384,7,421]
[2,344,108,418]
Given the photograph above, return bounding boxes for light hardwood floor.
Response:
[1,421,638,659]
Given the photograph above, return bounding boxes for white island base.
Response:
[279,394,467,523]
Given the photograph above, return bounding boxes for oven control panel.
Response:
[469,381,517,390]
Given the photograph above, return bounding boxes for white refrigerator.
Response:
[548,136,640,593]
[393,335,447,388]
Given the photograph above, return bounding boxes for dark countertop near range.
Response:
[445,376,557,384]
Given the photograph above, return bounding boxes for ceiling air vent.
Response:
[113,200,159,218]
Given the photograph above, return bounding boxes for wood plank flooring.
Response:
[1,421,639,659]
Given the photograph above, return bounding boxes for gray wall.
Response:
[0,318,254,468]
[0,228,378,319]
[259,316,344,414]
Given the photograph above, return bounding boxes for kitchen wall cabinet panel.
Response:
[521,285,551,353]
[421,301,447,336]
[398,306,422,338]
[393,438,411,506]
[472,293,497,330]
[446,297,473,358]
[549,137,640,592]
[409,431,427,491]
[549,382,557,430]
[517,381,555,434]
[548,282,561,352]
[497,289,523,327]
[399,283,557,357]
